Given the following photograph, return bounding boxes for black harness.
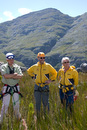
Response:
[0,84,23,99]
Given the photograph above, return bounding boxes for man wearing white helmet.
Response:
[0,52,23,124]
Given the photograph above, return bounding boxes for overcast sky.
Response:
[0,0,87,23]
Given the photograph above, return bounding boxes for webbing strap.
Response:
[8,65,14,74]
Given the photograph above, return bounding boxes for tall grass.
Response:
[0,72,87,130]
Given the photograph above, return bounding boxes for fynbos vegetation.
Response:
[0,72,87,130]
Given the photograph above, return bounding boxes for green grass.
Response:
[0,72,87,130]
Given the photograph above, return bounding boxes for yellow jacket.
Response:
[58,66,78,87]
[27,62,57,86]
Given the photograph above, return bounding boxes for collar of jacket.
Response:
[7,63,15,68]
[37,61,46,66]
[62,66,75,71]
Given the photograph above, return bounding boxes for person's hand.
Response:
[13,73,23,79]
[45,80,52,84]
[14,73,18,76]
[32,76,35,79]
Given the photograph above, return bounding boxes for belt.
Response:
[36,83,47,87]
[34,84,49,92]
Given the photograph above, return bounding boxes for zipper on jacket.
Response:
[40,64,42,83]
[64,72,65,87]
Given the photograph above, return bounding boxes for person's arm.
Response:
[49,64,57,81]
[3,73,23,79]
[2,65,23,79]
[3,73,17,79]
[73,70,78,89]
[12,73,23,79]
[45,64,57,84]
[27,65,35,79]
[13,65,23,79]
[45,79,52,84]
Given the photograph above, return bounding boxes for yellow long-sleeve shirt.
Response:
[27,62,57,86]
[58,66,78,87]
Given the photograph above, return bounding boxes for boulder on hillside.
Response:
[20,66,27,72]
[80,63,87,73]
[76,67,82,73]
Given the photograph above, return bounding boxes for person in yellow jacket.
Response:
[27,52,57,118]
[58,57,78,112]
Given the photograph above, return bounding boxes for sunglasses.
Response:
[40,57,45,59]
[7,58,14,60]
[63,61,69,64]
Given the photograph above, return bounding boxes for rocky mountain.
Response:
[0,8,87,70]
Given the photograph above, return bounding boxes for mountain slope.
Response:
[0,8,87,69]
[47,13,87,68]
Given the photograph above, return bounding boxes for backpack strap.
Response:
[8,65,14,74]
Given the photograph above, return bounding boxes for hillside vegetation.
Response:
[0,72,87,130]
[0,8,87,69]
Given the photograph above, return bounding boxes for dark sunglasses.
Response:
[40,57,45,59]
[63,61,69,64]
[7,58,14,60]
